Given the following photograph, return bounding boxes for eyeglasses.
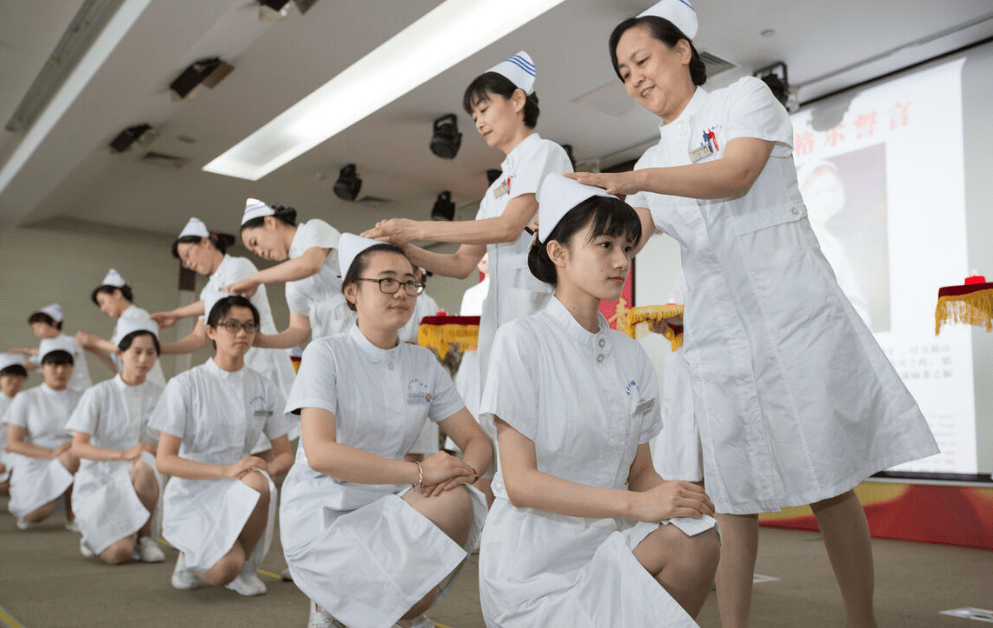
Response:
[356,277,424,296]
[217,320,259,333]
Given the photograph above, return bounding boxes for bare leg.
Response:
[197,471,269,586]
[810,490,878,628]
[59,449,80,523]
[634,524,721,618]
[199,541,247,586]
[714,512,759,628]
[131,460,159,538]
[100,537,137,565]
[24,500,57,523]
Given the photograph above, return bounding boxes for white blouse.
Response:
[284,219,355,341]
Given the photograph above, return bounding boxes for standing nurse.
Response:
[569,2,939,626]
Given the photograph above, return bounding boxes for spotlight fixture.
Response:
[109,124,153,153]
[486,169,502,186]
[169,57,235,100]
[259,0,291,20]
[429,114,462,159]
[333,164,362,201]
[753,62,790,109]
[431,191,456,221]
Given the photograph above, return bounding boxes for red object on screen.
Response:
[965,275,986,284]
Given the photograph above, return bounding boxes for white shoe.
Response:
[171,552,201,590]
[281,567,293,581]
[308,600,339,628]
[79,537,96,558]
[16,517,36,531]
[225,569,267,597]
[64,519,80,533]
[137,537,165,563]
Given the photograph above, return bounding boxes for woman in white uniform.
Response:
[231,199,354,346]
[0,354,29,496]
[152,217,296,398]
[4,337,82,530]
[280,234,491,628]
[478,174,719,627]
[10,304,94,396]
[567,3,940,626]
[67,318,166,565]
[151,295,293,597]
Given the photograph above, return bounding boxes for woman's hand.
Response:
[225,278,260,298]
[631,480,715,523]
[150,311,179,329]
[564,171,642,197]
[223,455,269,480]
[120,443,155,462]
[418,451,476,497]
[361,219,418,246]
[50,443,72,460]
[7,347,36,355]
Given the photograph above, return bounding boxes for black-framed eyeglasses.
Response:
[217,320,259,333]
[356,277,424,296]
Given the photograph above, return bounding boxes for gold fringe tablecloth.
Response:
[417,316,480,358]
[623,304,684,351]
[935,282,993,335]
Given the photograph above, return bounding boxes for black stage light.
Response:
[170,57,234,100]
[431,191,456,221]
[334,164,362,201]
[109,124,152,153]
[486,169,502,186]
[259,0,291,19]
[429,114,462,159]
[754,62,790,108]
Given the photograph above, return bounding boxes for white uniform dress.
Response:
[112,305,166,387]
[478,298,715,627]
[280,325,487,628]
[27,334,93,396]
[285,219,355,341]
[474,134,572,382]
[447,278,489,453]
[65,376,163,553]
[148,359,289,573]
[0,393,14,482]
[3,384,81,517]
[399,291,442,456]
[627,77,939,514]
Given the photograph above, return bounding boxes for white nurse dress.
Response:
[627,77,939,514]
[26,334,93,396]
[280,325,487,628]
[284,219,355,341]
[65,375,163,553]
[1,393,15,483]
[112,306,166,387]
[478,298,715,627]
[148,359,289,573]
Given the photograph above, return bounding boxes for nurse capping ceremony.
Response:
[9,0,993,627]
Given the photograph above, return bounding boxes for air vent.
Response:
[141,152,189,169]
[700,51,738,78]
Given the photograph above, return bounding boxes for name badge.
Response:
[689,144,713,163]
[492,178,510,198]
[407,392,433,405]
[634,398,656,416]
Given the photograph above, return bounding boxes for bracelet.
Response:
[412,461,423,493]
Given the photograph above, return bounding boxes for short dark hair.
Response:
[118,330,161,355]
[28,312,62,331]
[609,17,707,87]
[527,195,642,286]
[171,232,236,259]
[240,204,298,233]
[206,295,260,328]
[342,243,411,312]
[462,72,540,129]
[0,365,28,378]
[40,350,74,366]
[90,284,133,307]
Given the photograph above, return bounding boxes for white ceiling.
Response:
[1,0,992,238]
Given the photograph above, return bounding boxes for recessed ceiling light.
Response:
[202,0,566,181]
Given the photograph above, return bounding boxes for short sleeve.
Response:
[64,385,102,436]
[478,321,539,441]
[284,282,311,317]
[284,340,338,418]
[510,140,573,200]
[635,350,663,444]
[261,376,291,440]
[626,148,658,210]
[147,376,190,439]
[294,219,341,253]
[4,393,29,428]
[421,349,465,422]
[724,77,794,157]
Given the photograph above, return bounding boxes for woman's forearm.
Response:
[7,439,59,459]
[402,243,485,280]
[71,440,128,462]
[252,248,327,284]
[159,324,209,355]
[155,451,227,480]
[304,439,419,486]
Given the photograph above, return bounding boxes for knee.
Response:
[60,451,80,474]
[241,472,270,500]
[209,555,243,585]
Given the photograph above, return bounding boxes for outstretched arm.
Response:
[400,242,487,280]
[159,320,209,355]
[253,312,311,349]
[226,247,329,297]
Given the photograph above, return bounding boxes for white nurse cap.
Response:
[202,289,230,323]
[0,353,27,371]
[33,303,64,324]
[537,173,615,242]
[100,268,127,288]
[638,0,698,40]
[178,217,210,239]
[115,317,159,345]
[487,51,537,95]
[241,198,274,226]
[38,336,77,362]
[338,233,382,280]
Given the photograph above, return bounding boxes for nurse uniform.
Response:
[280,324,487,628]
[26,304,93,396]
[285,218,355,341]
[627,75,939,514]
[399,289,442,457]
[0,353,25,484]
[148,358,289,574]
[65,372,163,554]
[478,297,715,627]
[112,305,166,387]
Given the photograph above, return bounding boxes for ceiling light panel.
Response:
[203,0,566,181]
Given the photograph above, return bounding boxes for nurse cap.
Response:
[241,198,274,226]
[202,289,231,323]
[487,51,537,95]
[115,317,159,345]
[100,268,127,288]
[0,353,27,371]
[638,0,698,40]
[536,173,615,242]
[32,303,64,324]
[338,233,382,280]
[178,217,210,239]
[38,336,77,362]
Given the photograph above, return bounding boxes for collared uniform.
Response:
[280,325,487,628]
[148,359,289,573]
[65,375,163,553]
[475,133,572,382]
[627,77,939,514]
[3,384,81,517]
[27,334,93,396]
[0,393,15,482]
[399,291,442,456]
[477,298,715,627]
[284,219,355,341]
[112,305,166,387]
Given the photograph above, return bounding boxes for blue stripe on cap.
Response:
[509,54,536,71]
[676,0,695,12]
[507,57,536,77]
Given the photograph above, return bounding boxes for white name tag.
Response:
[492,181,510,198]
[689,144,713,163]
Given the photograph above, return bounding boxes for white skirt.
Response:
[72,456,153,553]
[284,485,487,628]
[653,349,704,482]
[0,450,12,483]
[8,455,74,518]
[163,470,276,573]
